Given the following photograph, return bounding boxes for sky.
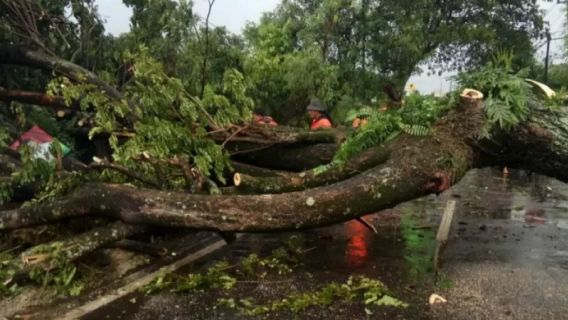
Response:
[96,0,567,94]
[96,0,280,35]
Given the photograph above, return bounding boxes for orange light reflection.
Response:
[344,219,372,268]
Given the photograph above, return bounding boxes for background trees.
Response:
[1,0,547,125]
[243,0,544,122]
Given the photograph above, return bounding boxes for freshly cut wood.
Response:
[526,79,556,98]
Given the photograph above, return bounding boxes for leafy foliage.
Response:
[45,48,252,192]
[218,276,407,316]
[0,243,84,297]
[144,246,300,295]
[244,0,544,110]
[244,49,339,123]
[240,248,296,278]
[27,242,84,296]
[331,93,451,166]
[142,260,237,295]
[455,55,535,131]
[0,251,20,296]
[143,237,407,315]
[0,127,10,148]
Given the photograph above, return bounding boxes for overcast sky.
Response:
[96,0,280,35]
[96,0,566,94]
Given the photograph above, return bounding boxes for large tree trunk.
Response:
[232,143,340,171]
[0,100,484,232]
[2,46,568,235]
[481,105,568,181]
[232,145,390,193]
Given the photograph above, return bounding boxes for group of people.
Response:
[253,98,333,131]
[253,97,384,131]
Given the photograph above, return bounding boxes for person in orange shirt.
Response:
[252,108,278,126]
[306,99,333,130]
[352,107,372,129]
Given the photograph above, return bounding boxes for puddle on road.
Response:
[85,168,568,320]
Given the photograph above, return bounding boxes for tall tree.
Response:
[245,0,544,103]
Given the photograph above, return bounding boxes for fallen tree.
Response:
[1,85,567,232]
[232,145,390,193]
[3,89,567,232]
[2,46,568,297]
[0,94,545,233]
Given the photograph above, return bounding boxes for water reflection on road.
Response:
[343,219,371,268]
[86,168,568,320]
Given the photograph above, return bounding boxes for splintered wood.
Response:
[433,200,457,276]
[436,200,456,242]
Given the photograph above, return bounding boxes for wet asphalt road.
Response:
[83,168,568,320]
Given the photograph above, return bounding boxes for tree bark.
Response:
[233,145,390,193]
[0,87,67,109]
[1,95,568,234]
[0,101,483,232]
[233,143,339,171]
[0,45,138,120]
[215,126,345,146]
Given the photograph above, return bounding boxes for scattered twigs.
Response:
[90,157,161,189]
[6,221,147,286]
[221,125,248,148]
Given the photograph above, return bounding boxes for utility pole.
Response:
[544,29,551,83]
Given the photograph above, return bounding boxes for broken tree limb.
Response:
[0,45,139,120]
[0,46,122,103]
[0,87,67,109]
[229,161,289,178]
[6,221,146,285]
[0,102,483,232]
[483,104,568,182]
[233,143,339,171]
[89,158,161,189]
[0,163,430,232]
[233,145,390,194]
[2,94,568,234]
[212,125,345,145]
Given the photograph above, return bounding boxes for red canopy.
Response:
[10,125,54,151]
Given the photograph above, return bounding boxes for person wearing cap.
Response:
[306,98,333,130]
[252,108,278,126]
